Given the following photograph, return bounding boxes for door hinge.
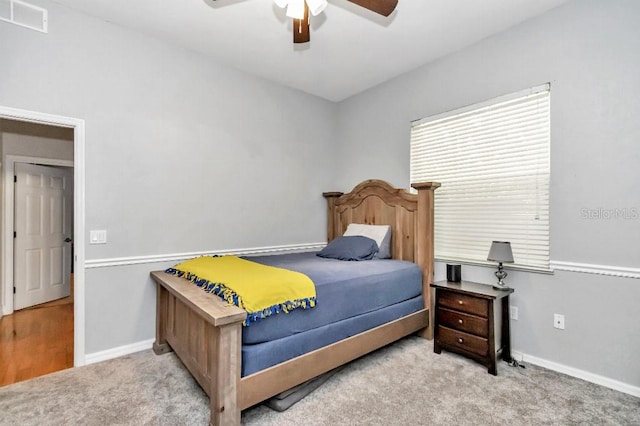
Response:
[13,286,16,294]
[14,175,17,183]
[13,231,16,238]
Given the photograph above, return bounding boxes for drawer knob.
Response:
[458,300,464,305]
[457,338,464,344]
[458,319,464,324]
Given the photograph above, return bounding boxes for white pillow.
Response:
[343,223,392,259]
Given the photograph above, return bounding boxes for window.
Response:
[410,84,550,270]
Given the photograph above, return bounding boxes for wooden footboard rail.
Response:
[152,271,429,426]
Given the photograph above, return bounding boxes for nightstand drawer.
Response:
[438,326,488,357]
[438,308,488,336]
[438,292,489,317]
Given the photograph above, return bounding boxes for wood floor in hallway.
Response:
[0,295,73,387]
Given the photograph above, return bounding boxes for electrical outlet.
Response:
[553,313,565,329]
[510,306,518,320]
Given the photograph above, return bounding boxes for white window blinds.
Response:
[410,84,550,270]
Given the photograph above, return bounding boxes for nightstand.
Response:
[431,280,513,375]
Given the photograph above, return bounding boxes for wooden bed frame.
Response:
[151,179,439,425]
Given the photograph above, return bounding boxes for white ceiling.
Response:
[50,0,570,102]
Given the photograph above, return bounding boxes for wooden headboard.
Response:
[323,179,440,320]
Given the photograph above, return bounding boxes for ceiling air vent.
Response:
[0,0,48,33]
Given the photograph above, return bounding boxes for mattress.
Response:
[243,252,423,345]
[242,295,423,376]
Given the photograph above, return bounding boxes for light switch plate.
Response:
[89,230,107,244]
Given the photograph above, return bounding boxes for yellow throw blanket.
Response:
[166,256,316,325]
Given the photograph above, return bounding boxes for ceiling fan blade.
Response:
[347,0,398,17]
[293,2,310,43]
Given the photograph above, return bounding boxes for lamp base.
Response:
[492,282,511,291]
[493,263,511,291]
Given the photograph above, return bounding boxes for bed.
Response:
[151,179,439,425]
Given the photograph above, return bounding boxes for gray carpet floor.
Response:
[1,336,638,425]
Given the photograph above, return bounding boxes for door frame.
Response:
[0,105,86,366]
[6,157,74,309]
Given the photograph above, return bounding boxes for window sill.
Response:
[434,258,554,275]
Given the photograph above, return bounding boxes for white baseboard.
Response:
[84,338,155,365]
[511,350,640,398]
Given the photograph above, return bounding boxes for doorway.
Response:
[0,105,86,377]
[0,120,75,384]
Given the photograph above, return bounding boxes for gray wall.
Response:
[0,0,337,352]
[2,132,74,160]
[335,0,640,387]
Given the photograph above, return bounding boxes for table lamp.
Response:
[487,241,514,290]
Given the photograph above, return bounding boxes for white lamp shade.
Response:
[306,0,328,16]
[274,0,288,8]
[487,241,514,263]
[286,0,305,19]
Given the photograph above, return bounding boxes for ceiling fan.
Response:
[272,0,398,43]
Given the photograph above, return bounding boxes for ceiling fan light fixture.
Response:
[306,0,328,16]
[272,0,398,44]
[286,0,306,19]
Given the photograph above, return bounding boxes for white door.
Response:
[13,163,73,310]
